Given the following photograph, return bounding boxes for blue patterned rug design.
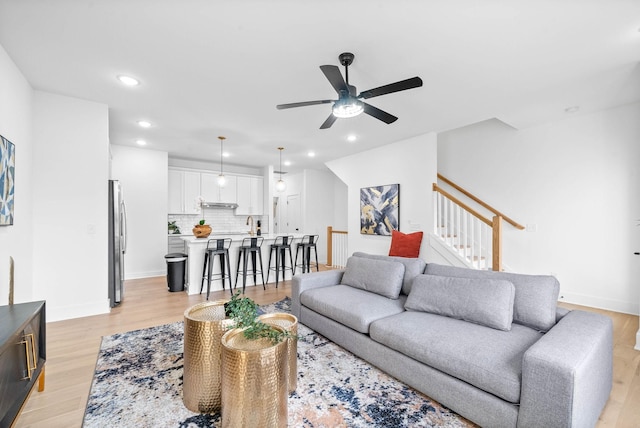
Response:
[84,298,474,427]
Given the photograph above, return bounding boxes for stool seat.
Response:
[235,236,265,293]
[295,234,319,274]
[200,238,233,300]
[267,235,295,288]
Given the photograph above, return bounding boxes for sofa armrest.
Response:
[518,310,612,428]
[291,270,345,319]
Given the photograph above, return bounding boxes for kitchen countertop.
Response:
[181,233,305,243]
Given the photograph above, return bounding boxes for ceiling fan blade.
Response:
[363,103,398,124]
[320,65,348,94]
[276,100,333,110]
[320,113,338,129]
[358,77,423,99]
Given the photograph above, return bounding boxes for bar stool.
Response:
[294,234,319,274]
[200,238,233,300]
[235,236,265,293]
[266,235,295,288]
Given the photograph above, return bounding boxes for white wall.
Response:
[32,91,110,321]
[326,133,438,259]
[274,169,347,264]
[0,44,34,305]
[110,145,168,279]
[301,169,340,263]
[333,176,348,230]
[438,103,640,315]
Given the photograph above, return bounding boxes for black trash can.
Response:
[165,253,187,292]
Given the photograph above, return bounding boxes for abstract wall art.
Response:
[360,183,399,235]
[0,134,15,226]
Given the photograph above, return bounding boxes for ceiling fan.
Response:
[276,52,423,129]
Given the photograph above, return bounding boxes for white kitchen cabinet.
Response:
[168,236,186,253]
[168,168,201,214]
[200,173,237,203]
[236,176,264,215]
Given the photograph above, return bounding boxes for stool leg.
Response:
[219,254,226,291]
[200,252,208,294]
[251,250,257,286]
[206,252,214,300]
[275,248,280,288]
[288,247,295,277]
[279,247,286,285]
[235,249,242,290]
[242,249,248,294]
[258,249,265,289]
[266,247,273,284]
[225,252,233,296]
[294,246,301,274]
[314,246,319,272]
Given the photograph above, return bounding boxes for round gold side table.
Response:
[220,327,288,428]
[182,300,231,413]
[258,312,298,393]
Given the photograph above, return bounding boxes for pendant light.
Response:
[276,147,286,192]
[217,136,226,187]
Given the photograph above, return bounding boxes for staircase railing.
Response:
[433,174,524,271]
[326,226,348,268]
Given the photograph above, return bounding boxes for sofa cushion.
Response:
[405,274,515,331]
[300,284,406,333]
[370,311,543,403]
[341,256,405,299]
[388,230,424,258]
[352,252,426,295]
[424,264,560,332]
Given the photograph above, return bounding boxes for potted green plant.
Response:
[192,196,212,238]
[224,291,295,343]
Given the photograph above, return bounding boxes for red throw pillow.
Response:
[388,230,423,258]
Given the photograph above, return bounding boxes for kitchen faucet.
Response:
[246,216,255,236]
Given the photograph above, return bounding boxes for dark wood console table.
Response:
[0,301,46,427]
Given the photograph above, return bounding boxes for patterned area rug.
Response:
[84,298,474,427]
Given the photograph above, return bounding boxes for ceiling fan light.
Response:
[332,98,364,118]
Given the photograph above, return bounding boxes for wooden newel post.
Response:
[492,215,502,271]
[327,226,333,267]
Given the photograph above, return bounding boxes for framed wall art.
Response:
[0,134,15,226]
[360,183,399,235]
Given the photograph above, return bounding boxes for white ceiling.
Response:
[1,1,639,173]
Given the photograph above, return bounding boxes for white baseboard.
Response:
[47,299,110,322]
[126,270,165,280]
[558,291,639,316]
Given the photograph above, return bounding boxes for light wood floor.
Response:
[14,276,640,428]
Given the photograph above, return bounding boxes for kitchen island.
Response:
[181,233,306,295]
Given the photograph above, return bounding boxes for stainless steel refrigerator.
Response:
[108,180,127,307]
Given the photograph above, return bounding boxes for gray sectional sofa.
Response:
[291,252,613,428]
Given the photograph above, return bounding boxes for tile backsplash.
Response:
[168,208,265,235]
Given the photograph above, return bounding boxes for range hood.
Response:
[202,201,238,209]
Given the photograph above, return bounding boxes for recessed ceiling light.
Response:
[137,120,151,128]
[222,152,230,158]
[564,106,580,114]
[308,151,316,157]
[135,139,147,146]
[347,134,357,142]
[117,75,140,86]
[284,160,291,167]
